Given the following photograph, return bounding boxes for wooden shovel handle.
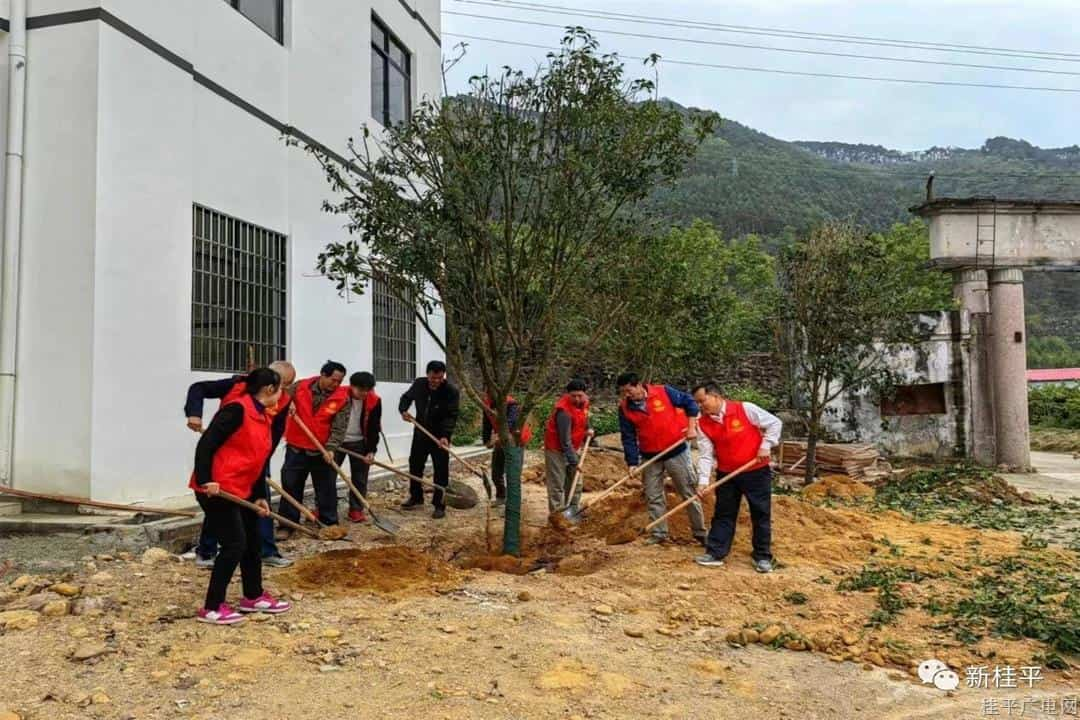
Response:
[643,459,759,532]
[581,435,689,510]
[289,413,375,514]
[337,447,469,501]
[0,486,198,517]
[561,434,593,507]
[264,475,321,526]
[200,487,319,538]
[406,415,485,478]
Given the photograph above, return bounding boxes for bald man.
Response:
[183,360,297,568]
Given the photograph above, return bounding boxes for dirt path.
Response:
[1,464,1076,720]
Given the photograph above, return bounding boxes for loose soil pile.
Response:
[521,449,635,492]
[801,474,875,504]
[282,546,462,596]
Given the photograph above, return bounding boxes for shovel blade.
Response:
[561,504,584,524]
[369,511,400,535]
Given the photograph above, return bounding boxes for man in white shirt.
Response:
[691,383,782,573]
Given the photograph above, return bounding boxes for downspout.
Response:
[0,0,27,487]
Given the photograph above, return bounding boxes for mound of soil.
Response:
[801,475,875,504]
[282,546,462,596]
[521,450,637,492]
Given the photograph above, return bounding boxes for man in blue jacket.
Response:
[616,372,707,546]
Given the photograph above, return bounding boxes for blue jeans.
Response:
[196,479,280,560]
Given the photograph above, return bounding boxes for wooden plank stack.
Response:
[776,441,891,481]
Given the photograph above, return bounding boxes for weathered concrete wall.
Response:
[821,311,970,460]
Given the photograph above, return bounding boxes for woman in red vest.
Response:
[543,379,594,514]
[189,368,292,625]
[691,382,782,573]
[482,393,533,505]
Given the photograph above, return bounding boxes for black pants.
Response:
[705,466,773,562]
[490,447,507,498]
[279,446,339,525]
[334,441,372,511]
[195,491,262,610]
[408,433,449,509]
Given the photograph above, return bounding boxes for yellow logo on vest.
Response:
[325,402,339,412]
[651,399,666,411]
[729,418,744,432]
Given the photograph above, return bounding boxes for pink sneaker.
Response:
[196,603,245,625]
[238,592,292,614]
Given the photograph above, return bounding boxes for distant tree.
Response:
[596,220,778,383]
[304,29,715,554]
[778,220,938,481]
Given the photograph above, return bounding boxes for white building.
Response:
[0,0,444,504]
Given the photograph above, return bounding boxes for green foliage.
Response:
[783,591,808,605]
[451,396,482,447]
[837,564,929,627]
[1029,384,1080,429]
[944,555,1079,654]
[725,384,779,412]
[595,220,778,382]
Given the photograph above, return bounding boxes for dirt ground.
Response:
[1,448,1078,720]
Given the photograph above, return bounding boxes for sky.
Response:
[439,0,1080,151]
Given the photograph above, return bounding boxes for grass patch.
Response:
[837,564,931,627]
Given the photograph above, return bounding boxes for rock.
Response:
[96,554,115,562]
[591,604,615,616]
[623,627,645,638]
[724,631,742,645]
[758,625,783,645]
[91,693,110,705]
[740,629,760,645]
[516,591,532,602]
[116,552,133,561]
[0,711,20,720]
[862,662,874,671]
[321,628,342,639]
[50,582,81,600]
[865,651,886,667]
[68,691,92,707]
[783,639,807,651]
[319,665,341,673]
[68,626,89,639]
[9,575,33,591]
[841,632,859,646]
[70,643,111,662]
[42,600,70,617]
[71,597,109,616]
[0,610,39,631]
[23,592,61,611]
[89,572,114,584]
[140,548,171,565]
[438,625,457,634]
[811,634,831,652]
[676,583,692,591]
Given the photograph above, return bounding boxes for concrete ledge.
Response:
[0,446,493,552]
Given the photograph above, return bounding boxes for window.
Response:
[371,15,411,126]
[881,383,947,416]
[192,205,287,372]
[373,275,416,383]
[226,0,283,44]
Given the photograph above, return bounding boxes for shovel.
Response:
[336,446,479,510]
[406,415,494,500]
[564,435,688,523]
[559,434,594,520]
[289,414,399,536]
[264,475,354,542]
[195,486,321,539]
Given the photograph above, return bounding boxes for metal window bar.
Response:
[191,204,287,372]
[373,276,416,383]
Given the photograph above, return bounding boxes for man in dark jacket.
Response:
[334,372,382,523]
[399,360,460,519]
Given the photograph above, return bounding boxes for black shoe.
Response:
[432,507,446,519]
[400,498,424,510]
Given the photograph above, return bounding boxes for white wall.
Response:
[6,0,444,501]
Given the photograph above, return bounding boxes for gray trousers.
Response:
[544,450,581,514]
[642,450,706,539]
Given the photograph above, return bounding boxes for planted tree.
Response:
[303,30,715,554]
[778,220,942,481]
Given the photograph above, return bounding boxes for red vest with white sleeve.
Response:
[697,400,769,473]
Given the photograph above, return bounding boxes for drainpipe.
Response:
[0,0,28,487]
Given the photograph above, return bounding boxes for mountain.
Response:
[643,104,1080,367]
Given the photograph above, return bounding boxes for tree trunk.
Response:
[501,444,525,556]
[804,422,818,484]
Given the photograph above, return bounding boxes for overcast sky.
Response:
[440,0,1080,151]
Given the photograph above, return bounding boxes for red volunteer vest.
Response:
[188,393,273,498]
[223,377,292,418]
[697,400,769,474]
[283,377,350,450]
[483,394,534,444]
[619,384,688,454]
[543,395,589,451]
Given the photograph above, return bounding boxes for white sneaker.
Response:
[179,550,197,561]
